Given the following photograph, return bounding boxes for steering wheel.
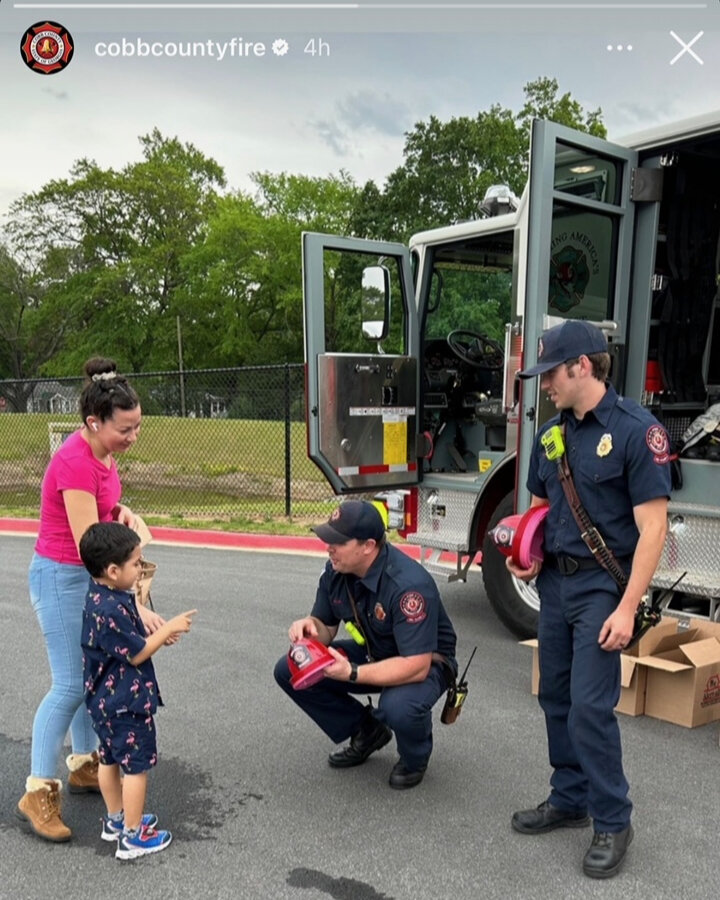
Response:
[447,329,504,371]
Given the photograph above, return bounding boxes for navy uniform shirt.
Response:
[311,542,457,664]
[528,383,672,559]
[82,580,163,721]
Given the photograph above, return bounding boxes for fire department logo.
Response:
[646,425,670,464]
[374,603,387,622]
[20,21,74,74]
[492,523,514,550]
[399,591,426,624]
[549,245,591,313]
[289,645,312,669]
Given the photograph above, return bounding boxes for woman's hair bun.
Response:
[84,357,118,380]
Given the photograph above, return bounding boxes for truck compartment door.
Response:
[516,121,643,510]
[303,232,420,493]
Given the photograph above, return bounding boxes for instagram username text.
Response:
[95,37,291,60]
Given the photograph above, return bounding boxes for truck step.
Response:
[406,532,468,551]
[418,548,477,583]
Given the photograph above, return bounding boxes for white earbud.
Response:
[91,423,99,432]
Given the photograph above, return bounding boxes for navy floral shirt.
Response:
[82,580,163,721]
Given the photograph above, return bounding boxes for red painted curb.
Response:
[0,518,39,535]
[0,518,425,559]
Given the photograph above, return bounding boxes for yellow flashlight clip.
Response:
[345,622,366,646]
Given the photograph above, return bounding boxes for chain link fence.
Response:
[0,365,336,525]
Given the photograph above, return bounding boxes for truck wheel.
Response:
[481,492,540,639]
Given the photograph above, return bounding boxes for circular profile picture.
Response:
[20,21,74,75]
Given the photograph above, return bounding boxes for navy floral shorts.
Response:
[92,712,158,775]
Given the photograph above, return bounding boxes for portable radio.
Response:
[541,424,566,461]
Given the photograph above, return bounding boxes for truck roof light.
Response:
[479,184,520,217]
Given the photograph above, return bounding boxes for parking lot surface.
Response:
[1,534,718,900]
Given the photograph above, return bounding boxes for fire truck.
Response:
[302,115,720,638]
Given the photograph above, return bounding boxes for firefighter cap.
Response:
[518,320,607,378]
[312,500,385,545]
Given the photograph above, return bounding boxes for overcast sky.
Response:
[1,1,720,215]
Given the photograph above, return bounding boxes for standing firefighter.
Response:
[274,501,457,790]
[508,321,671,878]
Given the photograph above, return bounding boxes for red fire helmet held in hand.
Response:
[489,505,549,569]
[288,638,346,690]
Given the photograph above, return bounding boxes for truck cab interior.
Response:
[643,131,720,450]
[420,231,514,473]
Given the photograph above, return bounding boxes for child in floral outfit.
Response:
[80,522,196,860]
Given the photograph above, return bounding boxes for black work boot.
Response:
[389,758,427,790]
[511,800,591,834]
[328,710,392,769]
[583,825,634,878]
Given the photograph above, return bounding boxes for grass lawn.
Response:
[0,414,334,530]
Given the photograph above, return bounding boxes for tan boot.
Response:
[16,779,72,842]
[67,751,100,793]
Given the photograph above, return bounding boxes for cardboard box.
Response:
[520,618,681,717]
[616,654,646,716]
[638,619,720,728]
[616,618,681,716]
[521,639,541,696]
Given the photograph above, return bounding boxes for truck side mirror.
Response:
[361,265,390,341]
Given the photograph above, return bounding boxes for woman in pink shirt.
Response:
[17,357,164,843]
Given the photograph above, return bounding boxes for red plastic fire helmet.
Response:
[288,638,346,690]
[489,505,550,569]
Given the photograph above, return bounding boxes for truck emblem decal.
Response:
[549,245,591,313]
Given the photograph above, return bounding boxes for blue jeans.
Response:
[28,553,97,778]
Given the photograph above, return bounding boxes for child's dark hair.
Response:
[80,357,139,424]
[80,522,141,578]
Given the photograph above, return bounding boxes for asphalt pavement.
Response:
[1,534,718,900]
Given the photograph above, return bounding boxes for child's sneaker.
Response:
[101,812,158,842]
[115,823,172,860]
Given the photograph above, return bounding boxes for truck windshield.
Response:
[422,232,514,344]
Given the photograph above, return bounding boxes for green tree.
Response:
[0,240,87,409]
[380,108,524,239]
[517,76,606,142]
[4,130,226,375]
[379,77,606,240]
[180,171,363,365]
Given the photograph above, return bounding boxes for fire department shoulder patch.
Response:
[399,591,426,624]
[646,424,670,464]
[21,21,75,74]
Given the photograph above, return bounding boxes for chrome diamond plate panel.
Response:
[405,486,478,551]
[654,505,720,598]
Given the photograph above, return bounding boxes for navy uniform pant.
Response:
[536,567,632,833]
[274,639,448,772]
